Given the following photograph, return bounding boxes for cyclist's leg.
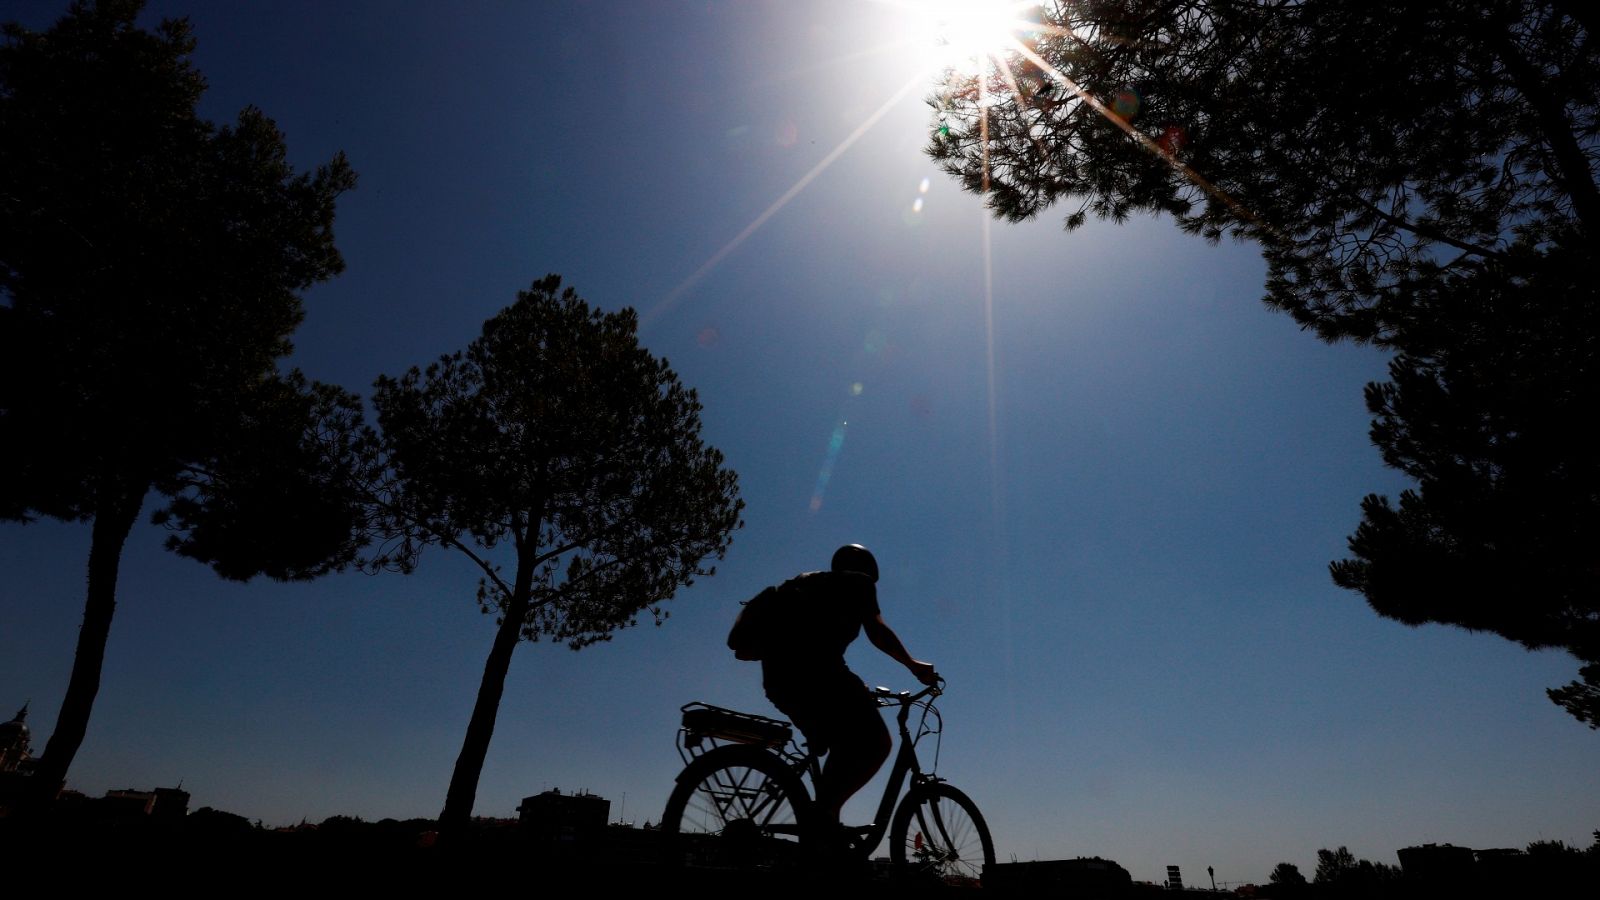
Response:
[813,678,890,826]
[766,669,889,826]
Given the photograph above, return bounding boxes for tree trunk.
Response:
[26,479,145,811]
[437,583,531,834]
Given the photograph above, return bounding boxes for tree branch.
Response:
[442,533,512,599]
[1337,184,1508,260]
[528,551,630,613]
[1494,27,1600,235]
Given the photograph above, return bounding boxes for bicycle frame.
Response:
[838,683,944,852]
[727,683,941,852]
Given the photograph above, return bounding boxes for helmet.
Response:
[830,544,878,583]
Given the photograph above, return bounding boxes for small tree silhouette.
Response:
[1269,862,1307,885]
[1314,846,1357,884]
[365,275,743,832]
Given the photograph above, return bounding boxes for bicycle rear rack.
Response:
[677,702,800,766]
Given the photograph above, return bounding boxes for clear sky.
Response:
[2,0,1595,886]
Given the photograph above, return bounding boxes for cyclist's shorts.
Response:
[763,666,883,757]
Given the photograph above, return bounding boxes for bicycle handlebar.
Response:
[872,677,944,706]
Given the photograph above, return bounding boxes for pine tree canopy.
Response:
[928,1,1599,725]
[1,0,361,572]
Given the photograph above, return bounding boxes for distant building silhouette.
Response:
[517,787,609,842]
[983,857,1132,896]
[1398,842,1476,883]
[102,787,190,821]
[1396,841,1599,895]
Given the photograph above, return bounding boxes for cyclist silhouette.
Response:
[758,544,938,831]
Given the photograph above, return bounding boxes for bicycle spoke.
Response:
[921,800,966,864]
[906,793,987,880]
[678,765,801,840]
[927,801,974,856]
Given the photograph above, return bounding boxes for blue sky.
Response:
[2,0,1595,885]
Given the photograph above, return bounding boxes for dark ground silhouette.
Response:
[0,813,979,892]
[5,810,1596,897]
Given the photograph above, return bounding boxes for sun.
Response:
[907,0,1042,76]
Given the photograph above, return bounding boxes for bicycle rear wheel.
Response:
[660,745,814,870]
[888,782,995,884]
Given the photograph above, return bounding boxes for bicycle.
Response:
[660,680,995,883]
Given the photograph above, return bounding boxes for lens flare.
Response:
[1157,124,1189,155]
[809,419,850,513]
[1110,87,1141,120]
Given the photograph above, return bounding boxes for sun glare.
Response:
[909,0,1040,75]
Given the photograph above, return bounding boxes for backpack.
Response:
[727,582,795,661]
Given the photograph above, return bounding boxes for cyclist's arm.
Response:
[863,614,938,685]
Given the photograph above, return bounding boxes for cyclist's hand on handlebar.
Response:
[907,659,939,686]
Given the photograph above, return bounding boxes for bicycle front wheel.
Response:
[660,745,814,870]
[889,782,995,884]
